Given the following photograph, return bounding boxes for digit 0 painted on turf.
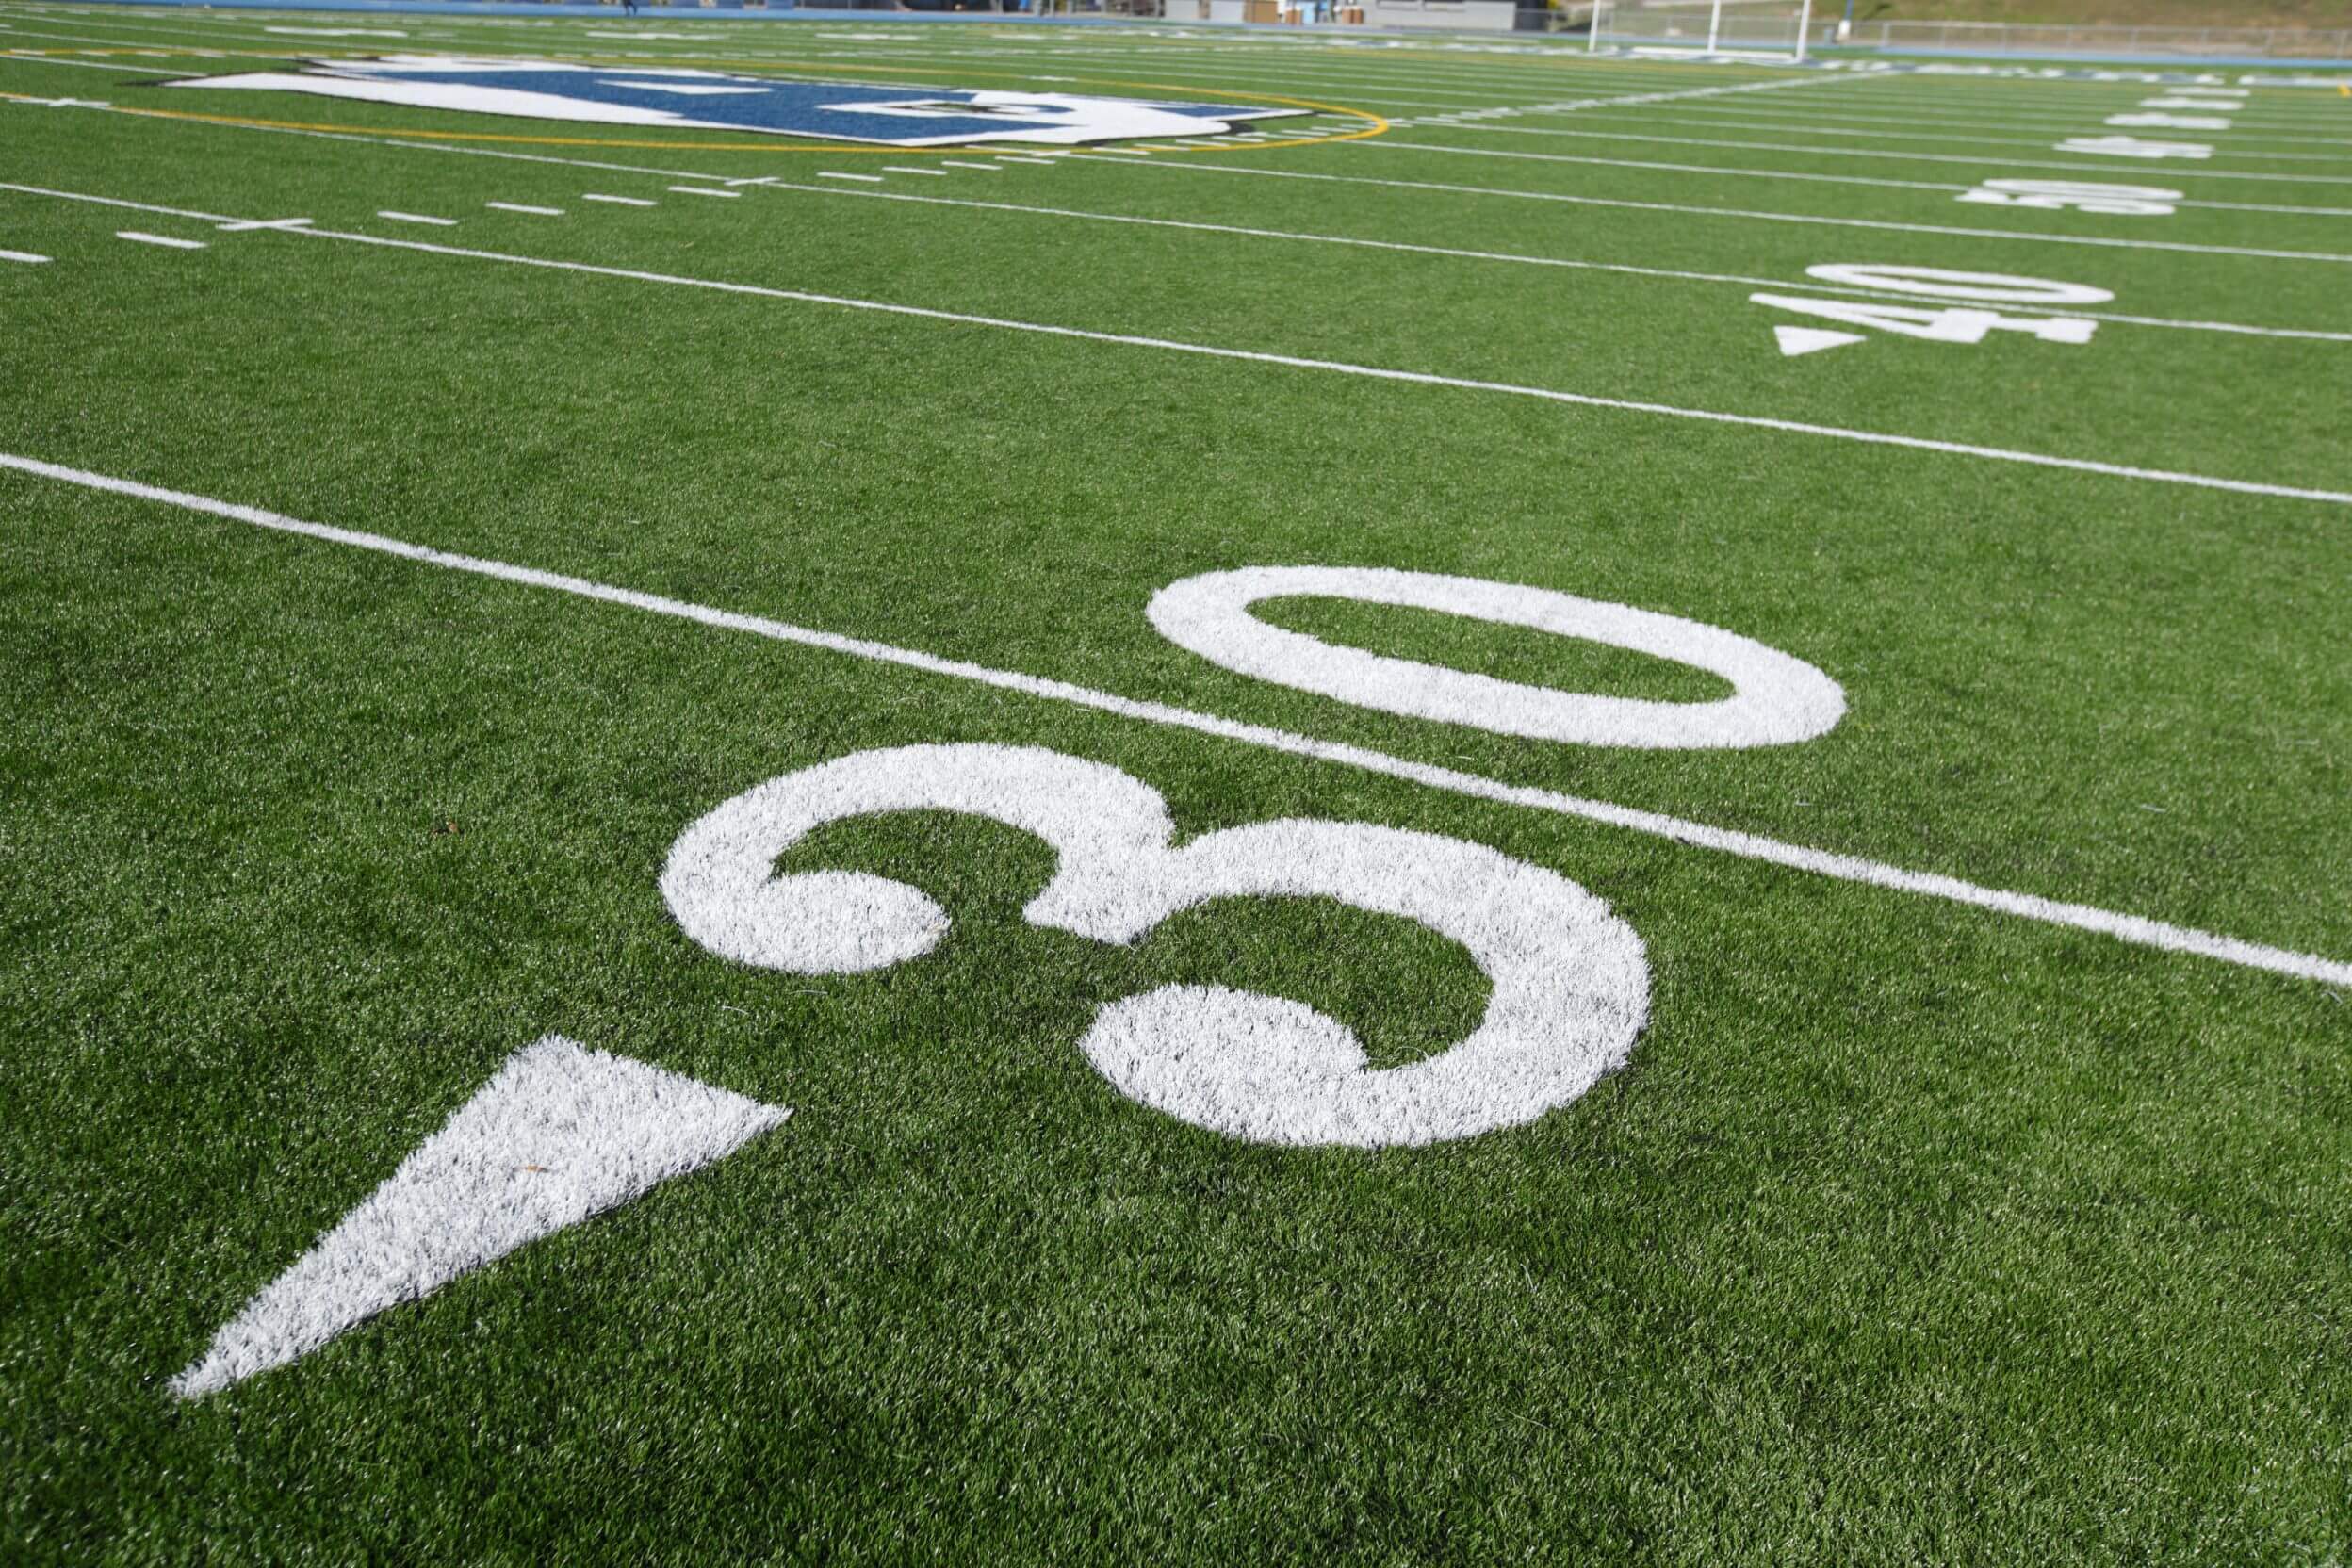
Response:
[1147,567,1845,750]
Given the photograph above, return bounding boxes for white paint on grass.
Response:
[171,1037,788,1397]
[580,192,656,206]
[3,181,2345,506]
[662,744,1649,1148]
[376,210,456,227]
[3,451,2344,993]
[816,172,883,183]
[667,184,738,198]
[115,230,203,249]
[1146,567,1845,750]
[1775,324,1864,356]
[1127,158,2352,267]
[485,201,563,216]
[0,247,48,262]
[1802,264,2111,306]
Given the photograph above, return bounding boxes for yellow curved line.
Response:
[3,47,1385,153]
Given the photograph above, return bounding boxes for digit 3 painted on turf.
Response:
[662,743,1650,1150]
[1755,264,2112,358]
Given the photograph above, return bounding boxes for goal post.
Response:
[1588,0,1820,60]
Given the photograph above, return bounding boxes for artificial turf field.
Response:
[4,2,2351,1559]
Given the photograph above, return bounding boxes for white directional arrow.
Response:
[172,1036,788,1397]
[1774,325,1866,358]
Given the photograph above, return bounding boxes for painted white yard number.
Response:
[1147,565,1844,748]
[2057,136,2212,160]
[1956,178,2182,217]
[665,568,1846,1148]
[664,743,1651,1149]
[1756,264,2107,354]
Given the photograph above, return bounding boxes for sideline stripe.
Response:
[5,450,2343,991]
[4,182,2346,505]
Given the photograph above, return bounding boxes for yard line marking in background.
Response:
[939,160,1000,172]
[5,451,2344,992]
[815,172,883,183]
[580,193,655,206]
[1123,159,2352,264]
[115,228,202,248]
[376,210,455,227]
[5,183,2345,501]
[666,184,738,199]
[56,94,2345,227]
[485,201,563,216]
[1364,124,2352,187]
[883,166,949,176]
[728,179,2352,343]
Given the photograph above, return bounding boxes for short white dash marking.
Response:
[0,248,49,263]
[816,172,884,183]
[667,184,739,199]
[485,202,564,216]
[580,193,656,206]
[995,156,1056,166]
[377,210,456,226]
[117,230,204,249]
[939,161,1001,172]
[214,217,313,233]
[883,166,950,176]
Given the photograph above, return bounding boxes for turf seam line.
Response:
[3,450,2344,993]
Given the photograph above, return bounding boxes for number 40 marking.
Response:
[1756,265,2111,357]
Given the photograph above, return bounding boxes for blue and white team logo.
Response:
[163,57,1305,146]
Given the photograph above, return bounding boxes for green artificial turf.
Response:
[3,7,2349,1561]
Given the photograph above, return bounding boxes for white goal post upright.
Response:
[1794,0,1812,61]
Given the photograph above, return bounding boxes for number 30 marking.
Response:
[663,743,1650,1148]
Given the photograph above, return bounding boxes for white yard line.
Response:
[9,182,2348,503]
[1367,125,2352,188]
[376,210,456,227]
[727,178,2352,344]
[815,171,884,183]
[115,228,202,248]
[580,193,656,206]
[1122,157,2352,265]
[485,201,563,216]
[0,245,48,261]
[5,449,2344,992]
[667,184,739,199]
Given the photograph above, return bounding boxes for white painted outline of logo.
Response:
[1147,566,1845,750]
[662,743,1649,1149]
